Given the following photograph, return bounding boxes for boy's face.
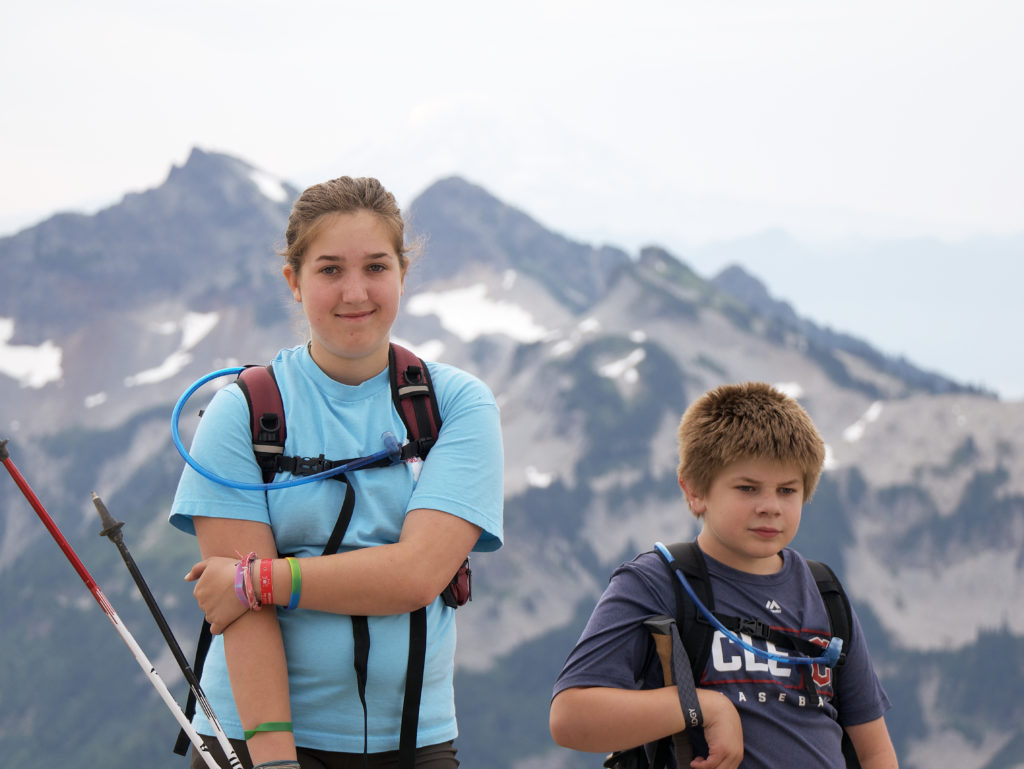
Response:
[684,457,803,575]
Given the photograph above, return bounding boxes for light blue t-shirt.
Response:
[169,344,504,752]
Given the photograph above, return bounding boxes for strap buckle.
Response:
[737,617,770,639]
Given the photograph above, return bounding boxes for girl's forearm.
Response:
[223,607,295,764]
[267,508,481,616]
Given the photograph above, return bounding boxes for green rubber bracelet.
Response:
[285,557,301,610]
[243,720,293,740]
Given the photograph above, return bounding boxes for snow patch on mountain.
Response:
[124,312,219,386]
[248,168,289,203]
[0,318,62,388]
[405,283,550,343]
[843,401,884,442]
[550,316,601,357]
[84,392,108,409]
[598,347,645,383]
[525,466,556,488]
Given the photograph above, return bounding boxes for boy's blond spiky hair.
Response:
[677,382,826,514]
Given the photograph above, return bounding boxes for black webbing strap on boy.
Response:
[603,616,707,769]
[645,616,703,766]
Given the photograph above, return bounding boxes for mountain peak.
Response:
[712,263,800,326]
[153,146,295,214]
[408,176,629,311]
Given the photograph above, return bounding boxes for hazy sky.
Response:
[2,1,1021,398]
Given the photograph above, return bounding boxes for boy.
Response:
[550,383,898,769]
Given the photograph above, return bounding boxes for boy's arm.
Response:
[845,716,899,769]
[550,685,743,769]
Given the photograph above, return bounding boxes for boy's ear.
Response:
[678,477,707,515]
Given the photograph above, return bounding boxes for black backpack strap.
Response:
[663,541,715,684]
[174,619,214,755]
[806,560,862,769]
[656,543,711,761]
[351,614,371,761]
[806,560,852,673]
[710,609,842,662]
[665,545,849,665]
[236,365,286,484]
[322,476,357,557]
[399,608,427,767]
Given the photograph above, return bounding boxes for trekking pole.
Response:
[0,439,223,769]
[644,616,696,766]
[93,492,243,769]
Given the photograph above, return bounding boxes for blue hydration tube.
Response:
[654,541,842,668]
[171,367,402,491]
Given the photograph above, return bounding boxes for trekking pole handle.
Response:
[93,492,125,539]
[645,617,694,766]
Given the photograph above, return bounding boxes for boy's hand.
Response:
[690,690,743,769]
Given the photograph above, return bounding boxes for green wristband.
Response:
[285,557,301,610]
[243,720,293,740]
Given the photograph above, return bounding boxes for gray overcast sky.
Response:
[2,1,1021,398]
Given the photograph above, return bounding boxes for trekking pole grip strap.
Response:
[645,616,703,731]
[669,621,703,729]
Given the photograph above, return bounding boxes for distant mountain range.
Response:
[1,149,1021,769]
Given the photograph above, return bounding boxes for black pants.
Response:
[190,734,459,769]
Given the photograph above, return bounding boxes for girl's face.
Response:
[685,457,804,575]
[283,210,405,385]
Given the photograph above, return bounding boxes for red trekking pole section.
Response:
[1,441,108,603]
[0,438,223,769]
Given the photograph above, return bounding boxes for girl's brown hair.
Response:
[281,176,416,274]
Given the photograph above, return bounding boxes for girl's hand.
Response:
[186,556,250,634]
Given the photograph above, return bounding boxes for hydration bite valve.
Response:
[382,431,401,463]
[821,636,843,668]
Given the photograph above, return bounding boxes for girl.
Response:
[170,176,504,769]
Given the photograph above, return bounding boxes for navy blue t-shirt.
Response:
[553,546,891,768]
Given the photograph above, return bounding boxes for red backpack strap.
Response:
[388,343,442,459]
[235,364,286,484]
